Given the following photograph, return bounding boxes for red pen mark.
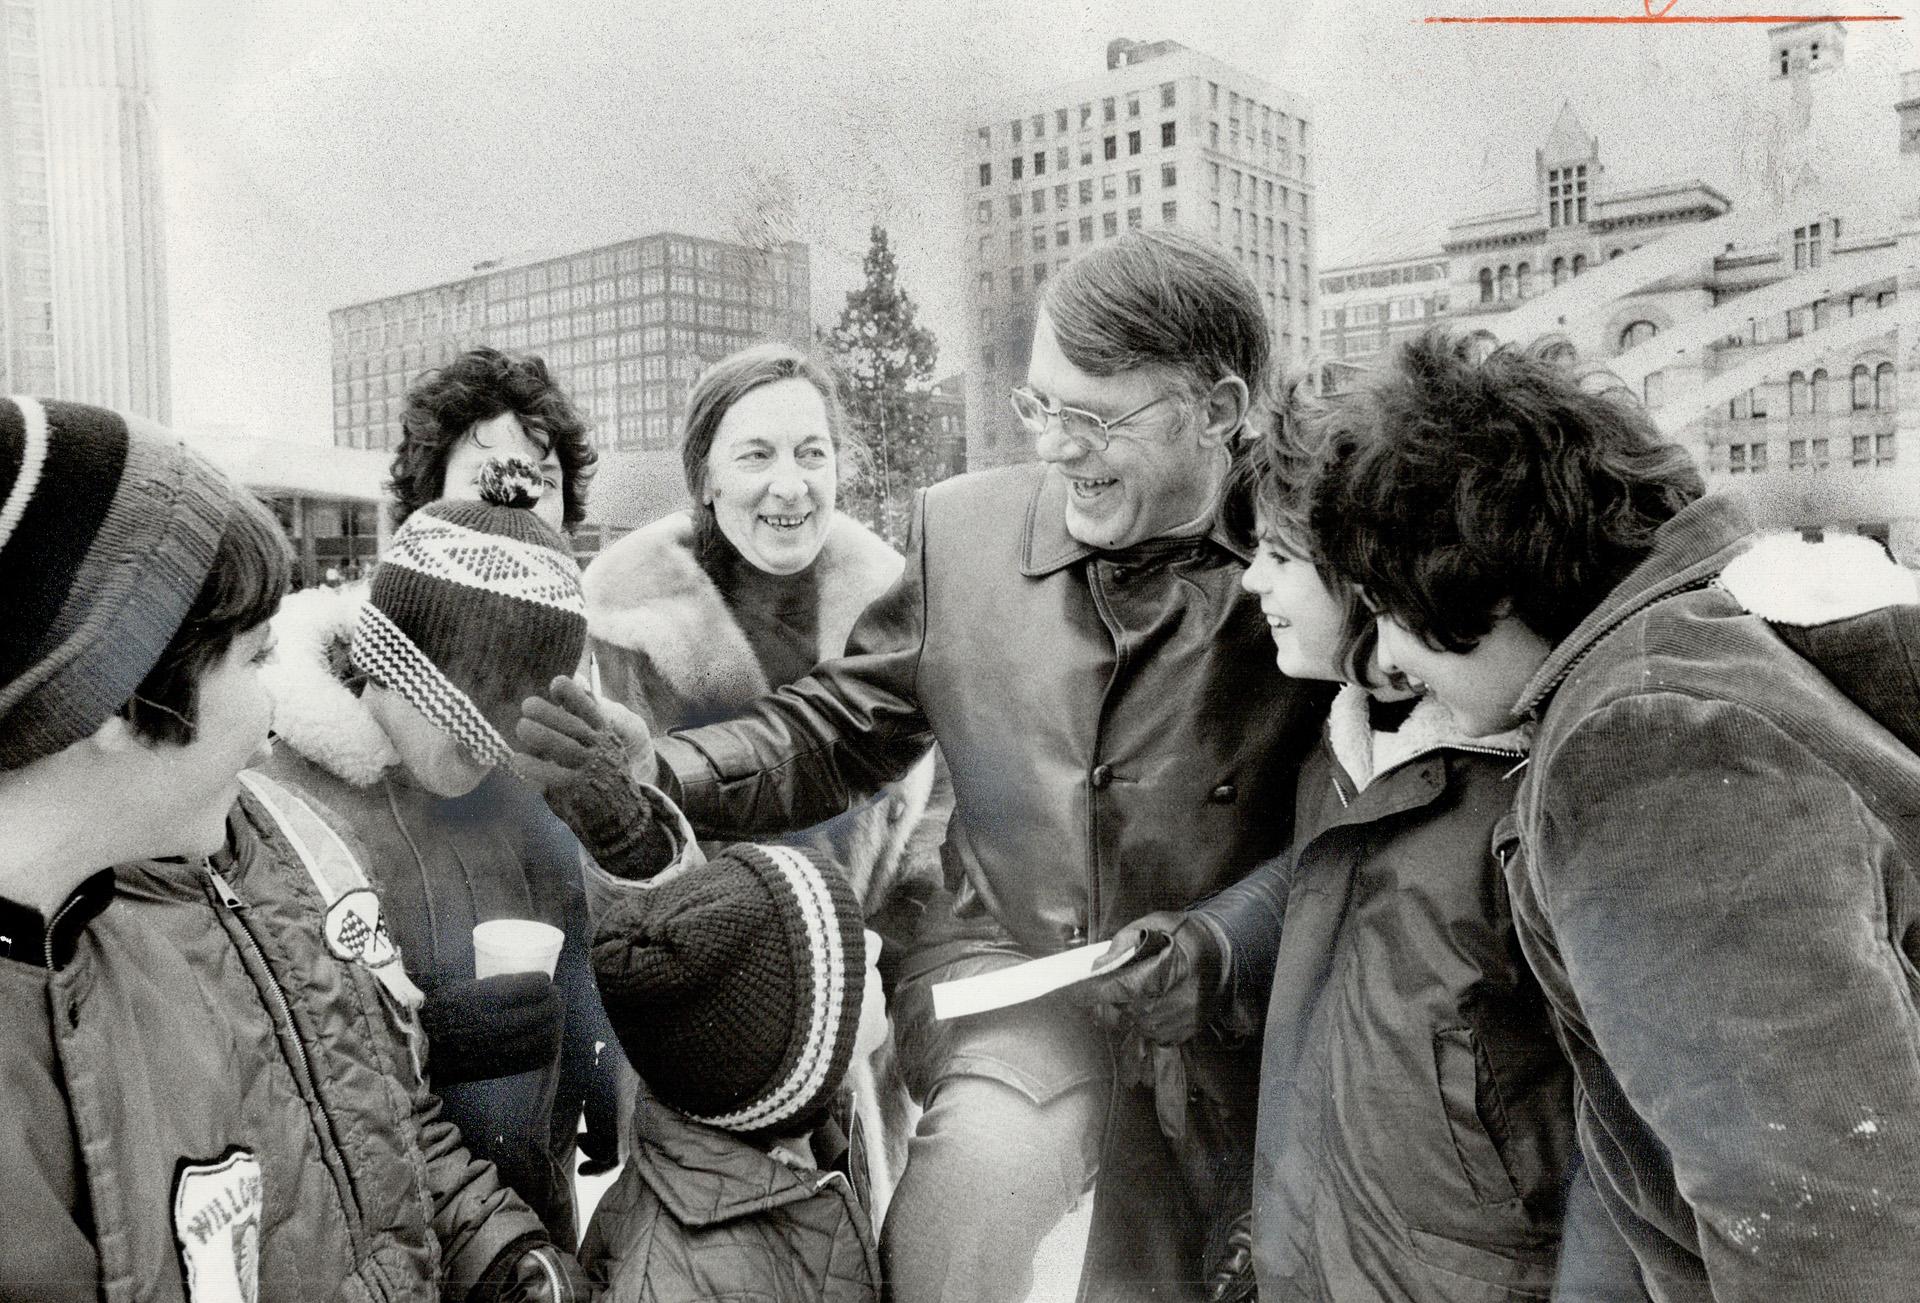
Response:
[1426,2,1901,21]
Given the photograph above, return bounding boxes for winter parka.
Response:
[1507,495,1920,1303]
[578,1095,880,1303]
[0,792,544,1303]
[259,584,610,1244]
[1199,687,1577,1302]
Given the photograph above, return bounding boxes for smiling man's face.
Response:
[1025,309,1220,551]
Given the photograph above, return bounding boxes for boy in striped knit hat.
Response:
[576,840,888,1302]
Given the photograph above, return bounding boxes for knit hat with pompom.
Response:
[595,842,867,1143]
[350,456,585,765]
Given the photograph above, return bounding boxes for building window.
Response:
[1032,189,1046,213]
[1211,202,1222,232]
[1161,81,1176,108]
[1055,184,1069,208]
[1210,121,1220,148]
[1104,212,1119,238]
[1104,136,1118,161]
[1877,361,1896,410]
[977,200,993,225]
[1034,151,1046,176]
[1750,386,1769,419]
[1619,320,1657,351]
[1080,102,1093,128]
[1127,207,1143,230]
[1793,222,1824,269]
[1056,107,1069,133]
[1517,263,1532,299]
[1161,163,1177,187]
[1007,195,1021,218]
[1010,267,1024,293]
[1809,368,1829,413]
[1127,130,1142,156]
[1853,364,1873,410]
[1128,94,1141,118]
[1057,147,1069,171]
[1103,97,1116,123]
[1080,179,1094,205]
[1162,201,1178,224]
[1853,435,1873,467]
[1550,256,1567,287]
[1126,171,1142,197]
[1101,174,1117,200]
[1055,223,1069,248]
[1161,121,1176,148]
[1497,265,1512,301]
[979,162,992,187]
[1079,217,1094,242]
[1012,155,1024,180]
[1011,119,1022,144]
[1572,254,1587,276]
[1031,113,1045,138]
[978,126,991,149]
[1479,268,1494,303]
[1877,433,1897,466]
[1789,370,1808,414]
[978,272,994,296]
[1032,226,1046,253]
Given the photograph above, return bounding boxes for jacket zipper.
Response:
[207,863,366,1245]
[41,889,95,973]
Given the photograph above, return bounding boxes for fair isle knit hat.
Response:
[595,843,866,1142]
[350,458,586,768]
[0,397,236,771]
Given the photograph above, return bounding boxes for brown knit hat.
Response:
[595,843,866,1142]
[0,397,235,771]
[350,457,586,767]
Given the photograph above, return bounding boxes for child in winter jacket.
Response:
[1093,389,1635,1303]
[256,458,648,1244]
[0,397,582,1302]
[577,839,887,1303]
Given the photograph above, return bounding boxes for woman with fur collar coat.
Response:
[581,345,940,941]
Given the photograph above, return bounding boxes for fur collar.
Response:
[1718,531,1918,626]
[582,510,904,710]
[1326,682,1531,793]
[260,584,398,787]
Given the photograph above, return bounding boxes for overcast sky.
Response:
[148,0,1915,441]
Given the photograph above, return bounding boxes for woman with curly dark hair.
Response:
[389,346,599,534]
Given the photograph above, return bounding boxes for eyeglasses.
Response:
[1008,386,1182,452]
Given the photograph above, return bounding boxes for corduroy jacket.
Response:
[0,793,544,1302]
[1200,688,1576,1302]
[579,1096,879,1303]
[1508,495,1920,1303]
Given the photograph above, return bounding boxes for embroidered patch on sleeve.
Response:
[325,886,403,970]
[172,1148,264,1303]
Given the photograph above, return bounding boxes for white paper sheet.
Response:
[931,940,1116,1020]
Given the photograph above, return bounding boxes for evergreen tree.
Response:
[825,225,943,548]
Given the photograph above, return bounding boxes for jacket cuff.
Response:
[466,1231,548,1303]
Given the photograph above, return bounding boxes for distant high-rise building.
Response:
[1317,252,1451,375]
[960,37,1314,468]
[0,0,169,419]
[329,231,811,533]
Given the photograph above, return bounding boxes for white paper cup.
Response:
[472,919,565,980]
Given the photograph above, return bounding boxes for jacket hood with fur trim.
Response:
[582,510,903,717]
[1326,682,1531,794]
[260,584,398,786]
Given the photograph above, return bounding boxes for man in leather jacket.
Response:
[520,230,1329,1303]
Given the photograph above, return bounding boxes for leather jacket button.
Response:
[1209,783,1237,805]
[1068,926,1087,946]
[1111,565,1131,584]
[1089,764,1114,790]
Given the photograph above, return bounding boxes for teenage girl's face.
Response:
[1239,530,1352,683]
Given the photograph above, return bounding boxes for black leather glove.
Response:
[419,972,564,1087]
[1086,910,1227,1045]
[515,676,676,880]
[470,1237,590,1303]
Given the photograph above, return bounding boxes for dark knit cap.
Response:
[351,458,586,766]
[595,843,866,1141]
[0,397,235,770]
